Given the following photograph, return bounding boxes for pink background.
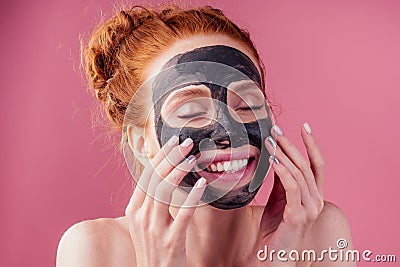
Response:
[1,0,399,266]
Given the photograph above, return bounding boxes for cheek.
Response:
[143,110,161,158]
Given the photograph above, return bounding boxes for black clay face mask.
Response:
[148,45,274,210]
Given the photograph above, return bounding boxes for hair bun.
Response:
[84,7,155,102]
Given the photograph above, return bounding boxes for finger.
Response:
[171,178,207,235]
[265,136,313,207]
[270,126,320,199]
[153,155,197,215]
[266,171,286,203]
[126,135,179,212]
[147,137,194,197]
[268,156,301,209]
[300,123,325,197]
[149,135,180,167]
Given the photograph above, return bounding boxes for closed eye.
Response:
[236,104,264,111]
[177,112,208,119]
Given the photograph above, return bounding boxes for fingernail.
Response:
[195,177,206,188]
[185,155,196,164]
[181,138,193,147]
[266,136,277,149]
[269,155,280,165]
[167,135,179,146]
[272,125,283,136]
[303,122,312,135]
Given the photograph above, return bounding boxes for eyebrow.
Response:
[229,80,262,93]
[167,84,209,101]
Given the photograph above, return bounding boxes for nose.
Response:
[216,139,230,145]
[212,126,230,148]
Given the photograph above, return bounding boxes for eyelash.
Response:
[177,112,207,119]
[236,104,264,111]
[176,104,264,119]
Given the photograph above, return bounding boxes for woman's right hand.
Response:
[125,135,206,267]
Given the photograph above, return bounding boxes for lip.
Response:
[193,145,259,186]
[195,147,256,170]
[196,156,256,185]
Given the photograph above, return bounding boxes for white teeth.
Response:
[206,158,249,173]
[232,160,238,172]
[242,159,248,168]
[223,161,230,171]
[217,162,223,172]
[210,164,217,172]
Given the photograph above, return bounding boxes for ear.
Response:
[127,125,150,166]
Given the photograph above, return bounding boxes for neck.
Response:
[169,190,258,266]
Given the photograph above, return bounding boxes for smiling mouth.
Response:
[198,157,255,174]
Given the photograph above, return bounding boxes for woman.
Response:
[57,4,355,267]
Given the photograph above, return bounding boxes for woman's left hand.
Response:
[254,123,325,266]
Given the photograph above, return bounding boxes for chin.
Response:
[177,144,270,210]
[200,182,261,210]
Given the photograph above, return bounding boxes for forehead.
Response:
[151,47,262,107]
[143,34,262,82]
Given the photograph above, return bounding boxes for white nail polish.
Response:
[273,125,283,136]
[195,177,206,188]
[266,136,277,149]
[303,122,312,135]
[269,155,280,164]
[185,155,196,164]
[167,135,179,146]
[181,138,193,147]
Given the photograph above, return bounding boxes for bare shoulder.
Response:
[310,200,353,241]
[56,216,136,267]
[250,202,355,266]
[302,201,356,266]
